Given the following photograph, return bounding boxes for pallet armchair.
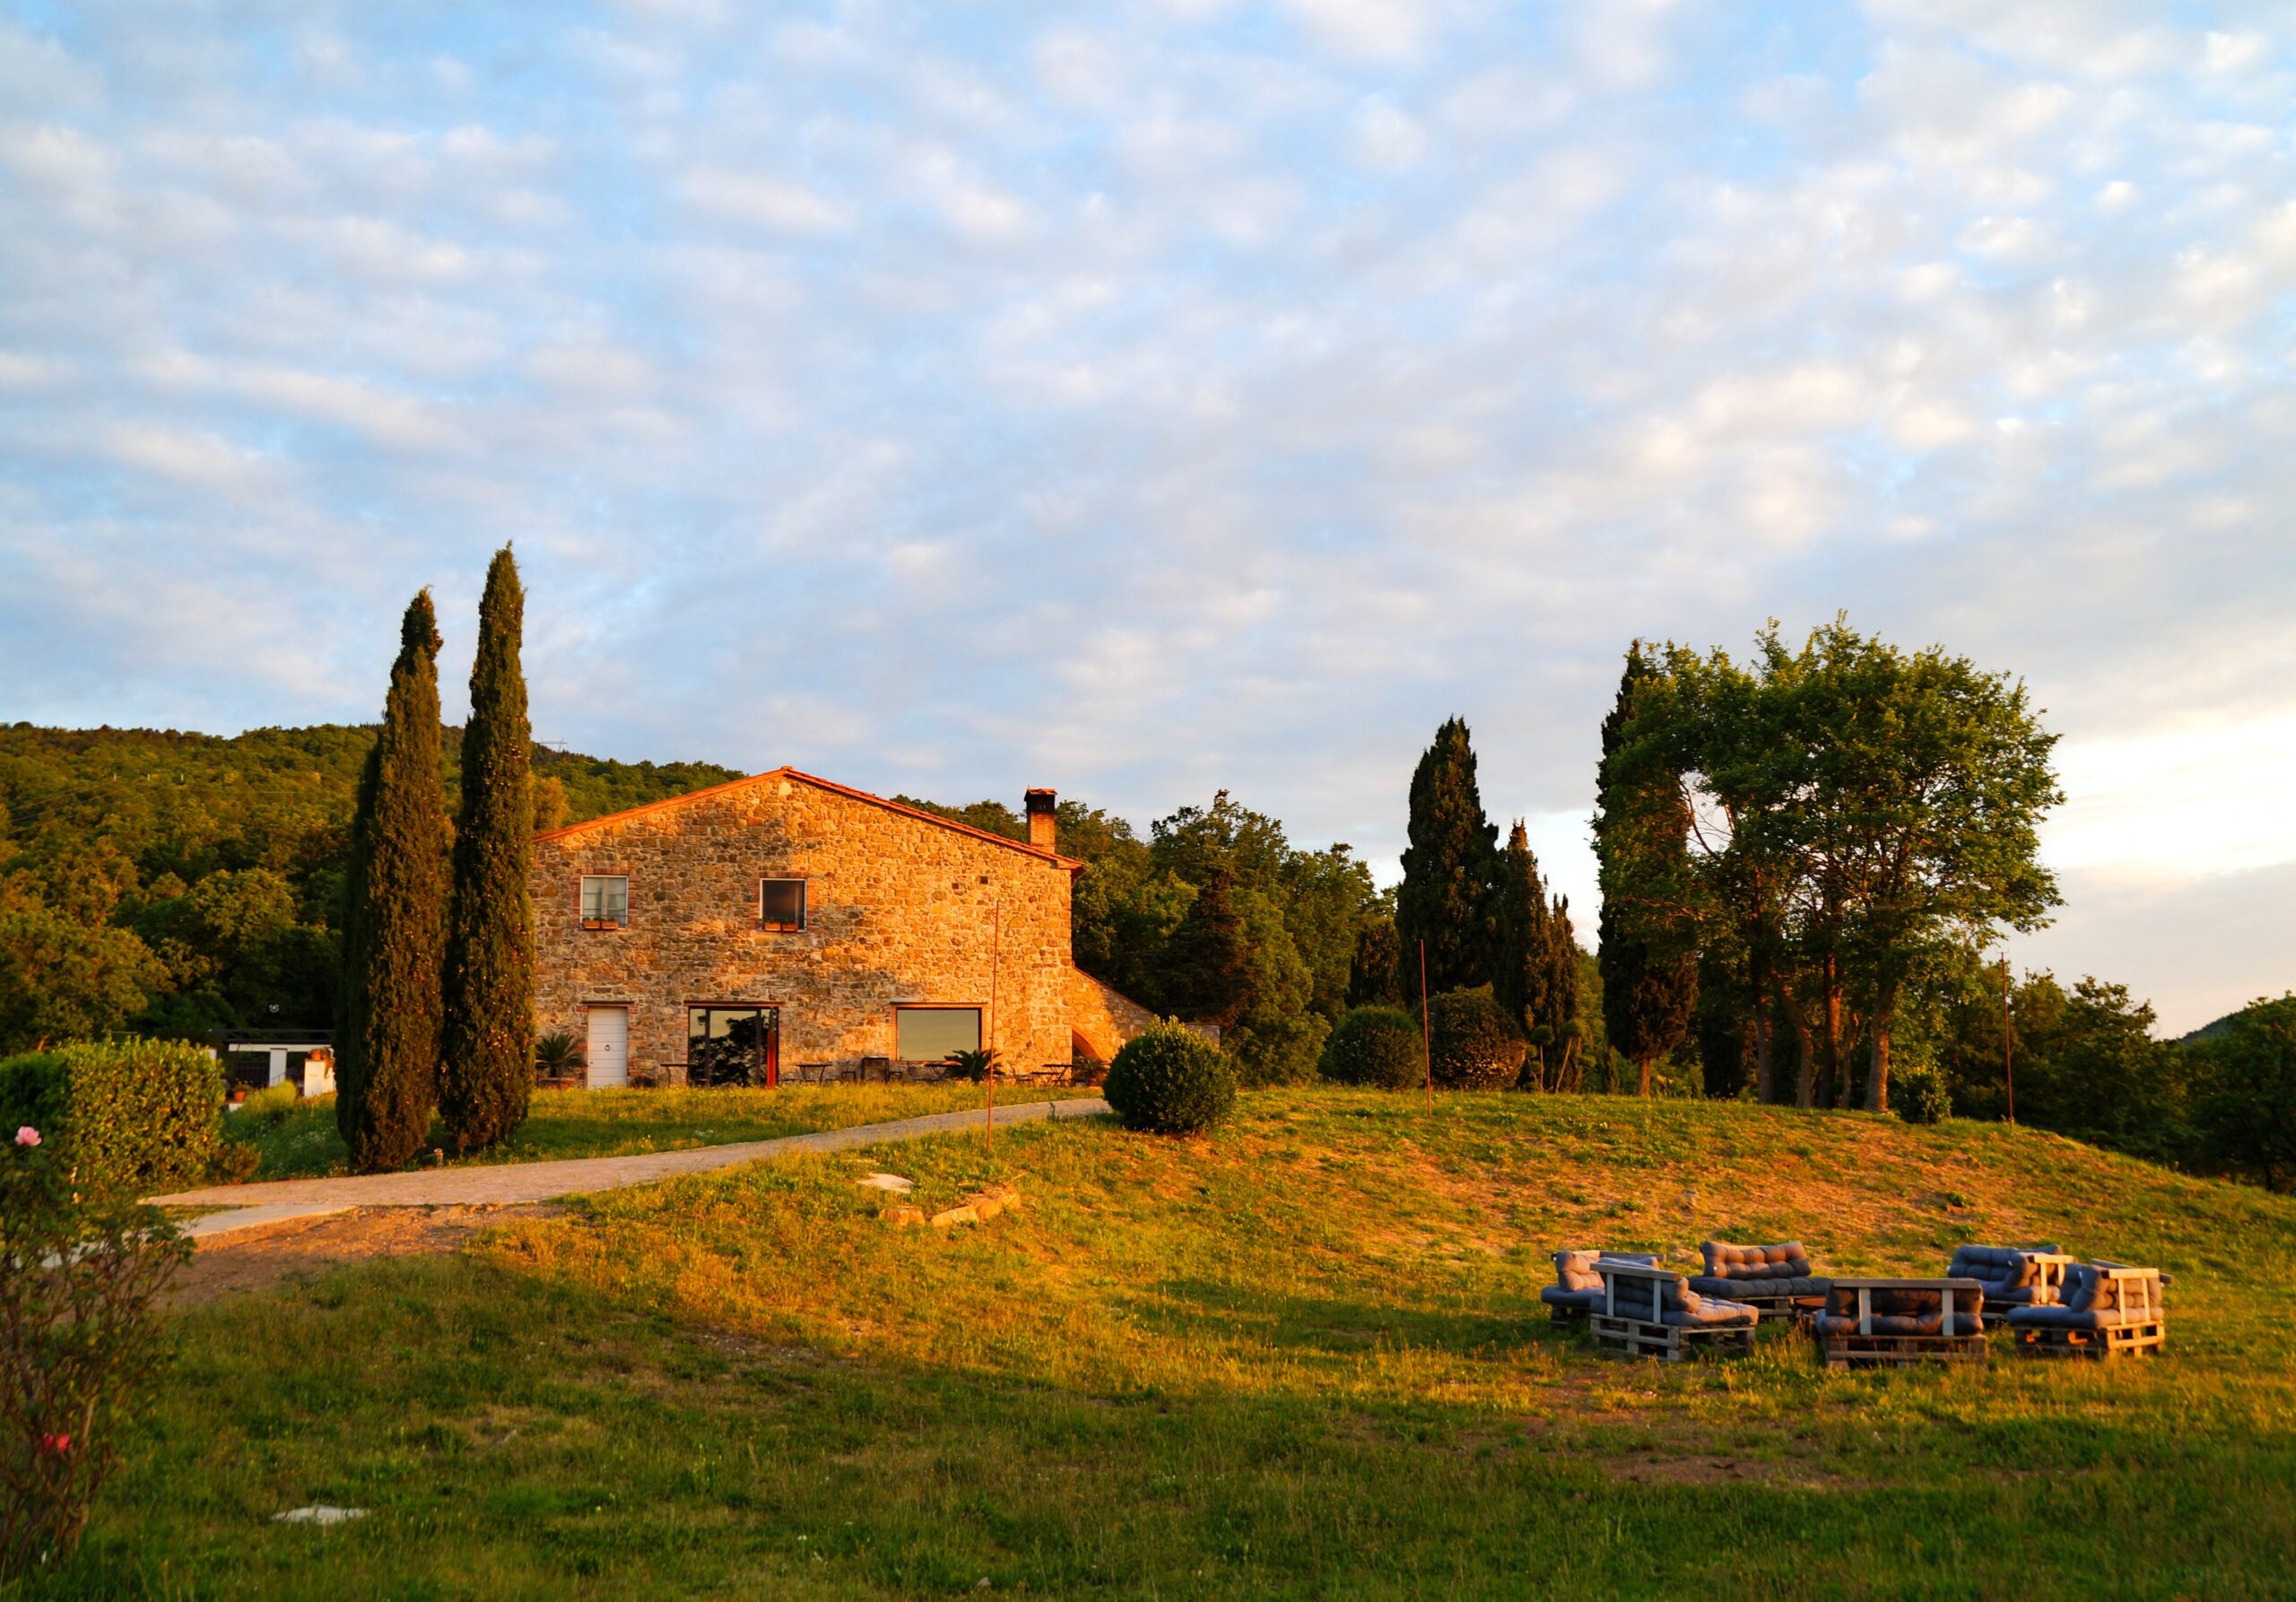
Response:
[1587,1260,1760,1362]
[1945,1244,2075,1316]
[2004,1261,2166,1358]
[1539,1249,1660,1324]
[1688,1241,1832,1320]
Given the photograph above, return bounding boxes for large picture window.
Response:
[895,1006,981,1064]
[580,875,628,928]
[687,1006,779,1088]
[760,878,806,930]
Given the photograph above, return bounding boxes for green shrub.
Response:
[1225,1012,1330,1088]
[1894,1064,1952,1126]
[1425,989,1526,1091]
[1105,1023,1236,1136]
[1318,1006,1424,1090]
[3,1125,191,1577]
[236,1082,301,1125]
[0,1040,228,1197]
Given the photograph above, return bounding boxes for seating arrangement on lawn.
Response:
[1813,1276,1988,1369]
[2004,1261,2167,1358]
[1538,1249,1658,1324]
[1586,1258,1760,1363]
[1688,1240,1832,1321]
[1946,1243,2076,1315]
[1541,1237,2170,1369]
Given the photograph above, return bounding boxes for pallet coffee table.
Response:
[1817,1277,1988,1370]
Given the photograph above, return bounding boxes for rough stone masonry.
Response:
[530,769,1153,1084]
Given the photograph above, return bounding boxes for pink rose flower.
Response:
[13,1127,37,1148]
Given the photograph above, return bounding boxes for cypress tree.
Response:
[1160,866,1251,1029]
[1396,717,1499,996]
[1544,894,1585,1090]
[1493,821,1552,1037]
[1346,917,1404,1008]
[1595,646,1697,1095]
[441,546,536,1151]
[337,592,449,1171]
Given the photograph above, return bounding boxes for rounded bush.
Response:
[1105,1023,1237,1135]
[1425,989,1526,1091]
[1318,1006,1424,1090]
[1893,1065,1952,1126]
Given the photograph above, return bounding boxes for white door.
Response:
[586,1007,629,1088]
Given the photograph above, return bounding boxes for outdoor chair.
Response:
[1946,1244,2074,1315]
[1688,1240,1832,1319]
[1538,1249,1659,1324]
[2005,1262,2166,1358]
[1587,1259,1760,1361]
[1813,1277,1987,1368]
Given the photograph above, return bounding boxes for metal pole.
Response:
[1420,939,1433,1112]
[2000,953,2015,1127]
[987,901,1002,1154]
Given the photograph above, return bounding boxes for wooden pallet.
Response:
[1588,1313,1755,1363]
[1734,1293,1825,1324]
[1822,1330,1988,1370]
[2013,1320,2165,1359]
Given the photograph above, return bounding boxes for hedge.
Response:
[0,1040,228,1197]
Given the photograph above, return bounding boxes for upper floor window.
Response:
[760,878,807,931]
[580,875,629,929]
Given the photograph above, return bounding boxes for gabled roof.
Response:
[532,767,1085,872]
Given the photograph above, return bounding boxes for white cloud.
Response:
[677,169,850,233]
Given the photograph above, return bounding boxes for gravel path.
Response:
[151,1097,1109,1210]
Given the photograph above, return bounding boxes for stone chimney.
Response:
[1024,788,1057,853]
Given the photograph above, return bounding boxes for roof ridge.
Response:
[533,766,1084,871]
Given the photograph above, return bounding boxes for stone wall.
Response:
[531,771,1142,1083]
[1067,968,1160,1065]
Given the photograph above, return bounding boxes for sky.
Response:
[1,1,2291,1034]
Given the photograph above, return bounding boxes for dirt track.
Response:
[162,1205,557,1309]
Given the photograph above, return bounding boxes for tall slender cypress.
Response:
[441,546,536,1152]
[1545,894,1585,1089]
[1493,821,1552,1037]
[337,592,449,1171]
[1594,646,1697,1095]
[1396,717,1500,995]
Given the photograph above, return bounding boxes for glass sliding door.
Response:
[686,1005,779,1087]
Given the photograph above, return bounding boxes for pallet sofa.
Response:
[2004,1261,2166,1358]
[1539,1249,1660,1324]
[1688,1241,1832,1321]
[1813,1277,1988,1369]
[1587,1259,1761,1363]
[1946,1243,2075,1316]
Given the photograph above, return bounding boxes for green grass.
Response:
[225,1083,1100,1180]
[27,1089,2296,1598]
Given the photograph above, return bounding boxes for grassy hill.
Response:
[37,1088,2296,1598]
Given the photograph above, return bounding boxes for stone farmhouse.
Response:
[529,769,1153,1088]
